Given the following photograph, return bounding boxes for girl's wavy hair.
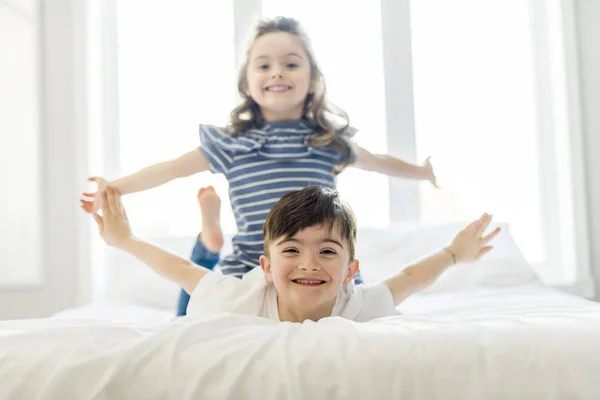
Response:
[227,16,353,173]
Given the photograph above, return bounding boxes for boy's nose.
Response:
[299,257,321,271]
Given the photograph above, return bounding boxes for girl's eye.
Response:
[287,63,298,69]
[258,64,269,70]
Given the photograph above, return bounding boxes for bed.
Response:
[0,223,598,399]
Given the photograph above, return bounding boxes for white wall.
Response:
[0,2,42,286]
[575,0,600,300]
[0,0,91,319]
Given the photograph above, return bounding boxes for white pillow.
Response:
[109,234,238,311]
[355,222,539,294]
[108,223,538,311]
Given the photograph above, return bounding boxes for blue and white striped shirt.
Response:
[198,119,355,277]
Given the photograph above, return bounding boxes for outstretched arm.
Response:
[353,145,437,187]
[81,149,210,213]
[384,213,500,304]
[93,186,208,294]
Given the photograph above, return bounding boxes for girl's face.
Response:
[245,32,313,121]
[260,223,359,317]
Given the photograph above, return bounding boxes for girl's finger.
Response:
[80,202,94,214]
[82,192,96,198]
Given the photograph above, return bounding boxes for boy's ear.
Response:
[343,259,360,285]
[260,255,273,283]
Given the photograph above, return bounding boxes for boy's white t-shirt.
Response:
[187,268,397,322]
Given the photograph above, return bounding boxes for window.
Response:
[410,0,546,266]
[109,0,587,286]
[116,0,237,236]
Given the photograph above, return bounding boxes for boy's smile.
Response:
[260,223,359,321]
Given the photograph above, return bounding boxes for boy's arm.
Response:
[352,145,437,186]
[383,214,500,305]
[94,186,209,294]
[110,149,211,195]
[117,237,207,295]
[383,250,456,305]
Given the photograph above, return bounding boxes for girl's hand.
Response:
[447,213,501,263]
[80,177,108,214]
[92,186,132,248]
[422,157,438,188]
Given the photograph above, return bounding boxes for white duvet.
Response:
[1,290,600,399]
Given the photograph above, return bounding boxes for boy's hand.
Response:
[93,186,132,248]
[422,157,438,188]
[80,177,108,214]
[448,213,500,263]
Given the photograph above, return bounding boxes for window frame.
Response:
[97,0,593,297]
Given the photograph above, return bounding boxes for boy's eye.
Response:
[321,249,337,255]
[283,248,299,254]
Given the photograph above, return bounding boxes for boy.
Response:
[93,186,499,322]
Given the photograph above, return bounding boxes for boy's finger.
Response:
[105,187,117,216]
[464,220,479,235]
[113,187,124,216]
[82,192,96,198]
[108,186,122,217]
[482,227,501,244]
[100,189,111,215]
[478,246,493,259]
[93,213,103,231]
[475,214,492,237]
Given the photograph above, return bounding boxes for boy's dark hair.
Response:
[263,187,357,259]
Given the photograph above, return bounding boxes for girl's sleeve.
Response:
[198,125,237,174]
[342,125,359,165]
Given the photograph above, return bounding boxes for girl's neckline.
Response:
[257,119,308,129]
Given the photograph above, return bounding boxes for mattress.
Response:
[0,284,598,399]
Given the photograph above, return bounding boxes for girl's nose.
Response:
[271,67,283,78]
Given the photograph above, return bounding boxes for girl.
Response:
[81,16,437,316]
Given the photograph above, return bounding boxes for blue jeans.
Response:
[176,236,220,316]
[176,237,365,316]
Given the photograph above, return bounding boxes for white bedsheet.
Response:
[1,286,599,399]
[52,301,174,324]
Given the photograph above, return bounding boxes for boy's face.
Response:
[260,223,359,313]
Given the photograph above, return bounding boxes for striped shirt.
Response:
[198,119,356,277]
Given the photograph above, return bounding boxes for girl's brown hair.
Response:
[228,16,353,172]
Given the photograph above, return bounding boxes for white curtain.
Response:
[0,4,41,285]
